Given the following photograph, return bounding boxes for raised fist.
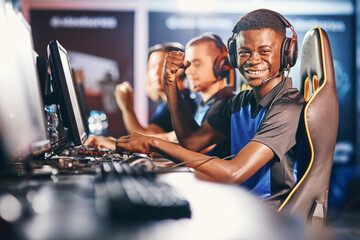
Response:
[114,81,134,111]
[161,51,190,87]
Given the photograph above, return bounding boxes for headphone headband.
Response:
[148,42,184,59]
[195,33,231,80]
[198,33,227,53]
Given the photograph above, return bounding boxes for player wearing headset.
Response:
[182,33,235,158]
[85,42,197,149]
[116,9,305,208]
[86,35,234,158]
[114,42,197,138]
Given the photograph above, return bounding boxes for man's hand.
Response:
[114,82,134,111]
[161,51,190,86]
[116,132,155,154]
[84,136,117,151]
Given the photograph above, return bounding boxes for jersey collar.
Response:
[259,77,293,109]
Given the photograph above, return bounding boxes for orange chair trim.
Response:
[313,75,319,92]
[278,26,327,212]
[304,77,309,101]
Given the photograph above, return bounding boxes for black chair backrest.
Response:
[278,27,339,227]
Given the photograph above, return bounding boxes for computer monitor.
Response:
[8,7,50,154]
[72,69,90,135]
[36,55,52,105]
[47,40,87,146]
[0,2,50,166]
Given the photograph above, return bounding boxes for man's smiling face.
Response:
[236,28,283,87]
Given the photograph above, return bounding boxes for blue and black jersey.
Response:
[208,78,305,207]
[149,88,198,132]
[194,86,234,158]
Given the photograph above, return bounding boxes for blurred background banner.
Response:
[30,9,134,138]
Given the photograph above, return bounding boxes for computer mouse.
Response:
[126,156,155,172]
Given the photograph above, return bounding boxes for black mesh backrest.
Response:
[278,27,339,224]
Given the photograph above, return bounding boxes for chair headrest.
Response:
[299,27,334,101]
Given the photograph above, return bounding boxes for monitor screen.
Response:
[0,2,49,166]
[47,40,87,146]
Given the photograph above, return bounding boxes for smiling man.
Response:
[116,9,305,208]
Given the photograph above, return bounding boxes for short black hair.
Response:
[235,9,286,37]
[148,42,184,60]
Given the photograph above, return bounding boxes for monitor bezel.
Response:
[0,2,50,163]
[47,40,87,146]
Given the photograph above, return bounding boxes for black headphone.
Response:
[200,33,231,80]
[227,9,298,70]
[148,42,185,59]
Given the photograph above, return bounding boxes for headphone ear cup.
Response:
[213,56,231,80]
[227,39,238,68]
[280,37,298,69]
[288,37,298,67]
[280,38,289,69]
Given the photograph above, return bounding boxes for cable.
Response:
[80,144,116,162]
[102,150,116,158]
[170,154,235,168]
[50,136,70,147]
[268,67,291,110]
[81,144,98,160]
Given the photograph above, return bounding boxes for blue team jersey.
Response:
[194,86,234,158]
[208,78,305,207]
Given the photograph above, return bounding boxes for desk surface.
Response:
[0,168,307,240]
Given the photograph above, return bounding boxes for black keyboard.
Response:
[96,161,191,221]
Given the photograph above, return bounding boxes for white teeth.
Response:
[247,70,266,75]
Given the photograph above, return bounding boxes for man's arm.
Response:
[116,131,274,184]
[161,51,207,151]
[114,82,165,135]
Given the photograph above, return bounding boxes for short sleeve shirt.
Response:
[149,88,198,132]
[208,78,305,207]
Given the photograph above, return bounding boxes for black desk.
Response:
[0,169,307,240]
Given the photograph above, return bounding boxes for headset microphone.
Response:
[260,68,286,84]
[193,79,218,89]
[261,70,282,84]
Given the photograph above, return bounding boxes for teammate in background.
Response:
[115,9,305,208]
[114,43,197,138]
[177,33,234,158]
[85,43,197,149]
[86,35,234,157]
